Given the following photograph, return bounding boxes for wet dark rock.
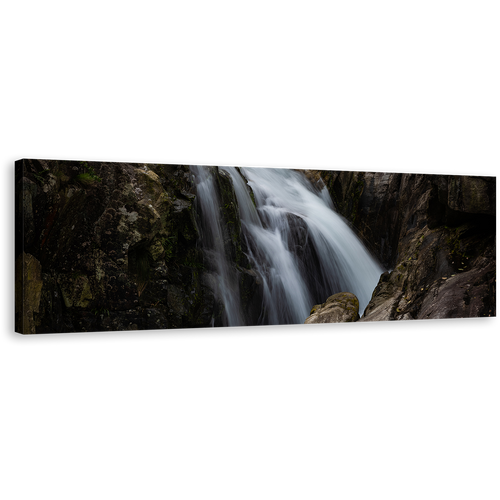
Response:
[318,170,495,262]
[361,219,495,321]
[17,178,38,248]
[284,213,309,256]
[239,268,264,324]
[312,168,496,321]
[216,167,246,267]
[15,159,217,333]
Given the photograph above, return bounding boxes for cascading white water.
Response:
[190,166,244,326]
[192,165,384,326]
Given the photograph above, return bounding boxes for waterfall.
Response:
[191,166,384,326]
[190,166,244,326]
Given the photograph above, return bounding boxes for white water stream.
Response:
[192,166,384,326]
[190,166,244,326]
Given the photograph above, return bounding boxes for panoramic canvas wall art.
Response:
[15,159,496,334]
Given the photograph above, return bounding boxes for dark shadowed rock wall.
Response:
[309,169,496,320]
[15,159,219,333]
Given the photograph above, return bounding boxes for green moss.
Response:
[78,161,102,183]
[76,173,99,186]
[33,169,49,183]
[92,307,110,317]
[309,304,321,315]
[161,235,176,262]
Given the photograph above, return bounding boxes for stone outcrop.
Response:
[359,223,495,321]
[309,169,496,321]
[15,159,219,333]
[305,292,360,324]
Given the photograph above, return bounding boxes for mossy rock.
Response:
[76,173,100,187]
[305,292,360,324]
[309,304,321,315]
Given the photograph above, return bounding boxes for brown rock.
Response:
[305,292,360,324]
[15,253,43,334]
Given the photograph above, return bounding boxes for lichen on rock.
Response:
[305,292,360,324]
[15,159,218,333]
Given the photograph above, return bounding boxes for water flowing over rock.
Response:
[237,168,383,323]
[191,166,383,326]
[190,166,245,326]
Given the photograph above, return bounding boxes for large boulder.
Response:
[305,292,360,324]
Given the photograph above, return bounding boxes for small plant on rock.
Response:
[33,168,49,183]
[77,161,102,185]
[92,307,110,317]
[76,172,98,185]
[162,236,176,262]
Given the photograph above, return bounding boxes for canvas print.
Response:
[15,159,496,334]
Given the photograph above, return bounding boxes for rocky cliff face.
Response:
[15,159,219,333]
[313,169,496,320]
